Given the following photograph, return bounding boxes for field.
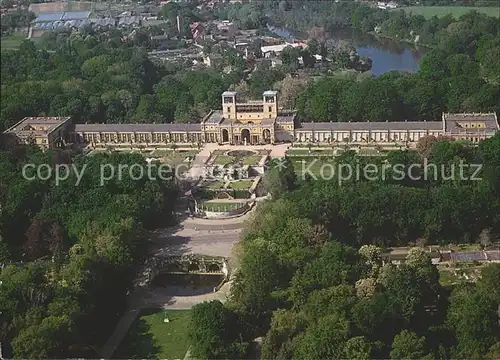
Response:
[399,6,500,19]
[114,309,191,359]
[149,149,197,166]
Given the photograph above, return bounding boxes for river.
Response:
[267,25,428,75]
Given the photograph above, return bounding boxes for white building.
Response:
[377,1,398,9]
[261,43,305,58]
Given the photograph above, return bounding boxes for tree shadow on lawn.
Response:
[115,310,161,359]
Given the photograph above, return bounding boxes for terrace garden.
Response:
[198,201,247,212]
[198,178,256,200]
[226,180,254,190]
[210,149,267,167]
[203,180,226,190]
[287,146,388,157]
[200,179,254,191]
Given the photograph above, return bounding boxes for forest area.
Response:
[188,134,500,360]
[0,149,178,358]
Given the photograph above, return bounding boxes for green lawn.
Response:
[454,243,483,251]
[287,149,335,156]
[114,309,191,360]
[150,150,174,157]
[227,180,254,190]
[400,6,500,19]
[213,154,261,166]
[150,149,197,158]
[241,155,262,165]
[150,150,195,168]
[1,34,41,52]
[439,269,459,287]
[204,180,225,189]
[199,201,246,212]
[213,155,234,165]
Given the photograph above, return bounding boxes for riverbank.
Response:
[367,30,434,50]
[267,23,427,75]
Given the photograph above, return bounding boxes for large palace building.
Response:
[3,90,499,149]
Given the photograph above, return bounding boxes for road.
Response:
[151,228,242,258]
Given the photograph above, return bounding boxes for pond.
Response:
[152,273,225,296]
[267,25,428,75]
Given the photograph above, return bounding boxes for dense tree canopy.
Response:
[189,135,500,359]
[0,32,237,133]
[0,148,178,358]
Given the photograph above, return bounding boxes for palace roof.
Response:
[276,111,296,124]
[443,113,499,134]
[203,110,224,125]
[4,117,71,136]
[298,121,443,132]
[74,123,202,133]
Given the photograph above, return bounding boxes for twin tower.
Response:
[222,90,278,123]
